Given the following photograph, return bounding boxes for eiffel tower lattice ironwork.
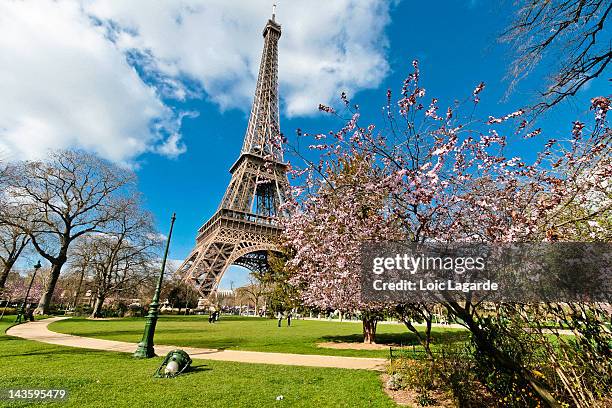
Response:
[176,11,288,301]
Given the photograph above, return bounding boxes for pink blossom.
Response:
[472,81,485,103]
[524,128,542,139]
[318,104,336,114]
[281,61,610,313]
[590,96,610,122]
[572,121,585,138]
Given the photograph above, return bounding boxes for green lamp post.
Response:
[134,213,176,359]
[16,260,42,324]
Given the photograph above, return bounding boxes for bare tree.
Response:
[162,277,199,313]
[0,163,30,288]
[0,150,135,314]
[501,0,611,114]
[0,225,30,288]
[66,237,98,310]
[236,274,266,314]
[86,198,158,318]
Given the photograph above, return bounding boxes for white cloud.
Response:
[0,0,186,163]
[0,0,393,163]
[86,0,393,116]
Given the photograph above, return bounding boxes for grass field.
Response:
[50,315,469,358]
[1,315,398,408]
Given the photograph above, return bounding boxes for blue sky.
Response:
[137,2,607,288]
[1,1,608,287]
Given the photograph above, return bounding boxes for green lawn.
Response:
[1,315,397,408]
[50,315,469,358]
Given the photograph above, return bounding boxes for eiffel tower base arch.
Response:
[176,209,282,302]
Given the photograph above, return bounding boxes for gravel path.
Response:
[6,317,387,371]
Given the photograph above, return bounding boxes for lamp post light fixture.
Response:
[134,213,176,359]
[16,260,42,324]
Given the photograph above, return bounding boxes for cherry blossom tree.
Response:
[0,269,44,319]
[282,60,610,406]
[282,155,401,343]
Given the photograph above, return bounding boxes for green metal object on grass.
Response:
[154,349,192,378]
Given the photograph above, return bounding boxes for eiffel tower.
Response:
[177,8,288,303]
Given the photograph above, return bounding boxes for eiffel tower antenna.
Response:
[176,12,288,306]
[272,4,276,21]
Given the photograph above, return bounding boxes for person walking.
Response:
[287,311,292,327]
[277,311,283,327]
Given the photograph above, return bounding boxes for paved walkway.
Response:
[6,317,387,371]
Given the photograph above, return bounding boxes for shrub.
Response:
[390,344,502,407]
[386,373,403,391]
[126,304,144,317]
[388,358,440,405]
[104,301,128,318]
[0,307,18,317]
[73,305,93,317]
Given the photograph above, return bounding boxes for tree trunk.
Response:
[35,261,64,315]
[362,316,378,344]
[71,268,86,310]
[403,318,434,358]
[424,318,432,353]
[447,303,561,408]
[0,259,16,288]
[91,294,105,318]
